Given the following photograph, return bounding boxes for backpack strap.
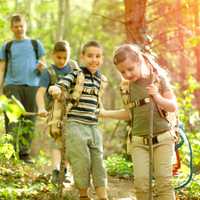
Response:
[65,68,85,113]
[31,39,39,60]
[68,59,79,70]
[47,65,58,85]
[98,74,107,108]
[4,41,13,76]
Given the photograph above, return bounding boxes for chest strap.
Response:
[126,97,150,108]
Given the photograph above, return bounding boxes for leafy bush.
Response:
[0,134,15,160]
[105,154,133,178]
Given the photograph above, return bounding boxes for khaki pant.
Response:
[130,131,176,200]
[63,120,107,189]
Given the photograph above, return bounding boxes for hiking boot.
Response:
[80,196,91,200]
[52,168,71,184]
[51,169,59,184]
[19,154,34,164]
[64,168,71,183]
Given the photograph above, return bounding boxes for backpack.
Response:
[4,39,39,76]
[47,63,107,140]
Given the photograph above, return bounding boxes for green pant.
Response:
[3,84,38,156]
[63,120,107,189]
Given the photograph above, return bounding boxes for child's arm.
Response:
[99,108,130,120]
[146,84,177,112]
[36,87,48,117]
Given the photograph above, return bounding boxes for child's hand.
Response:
[146,84,159,97]
[38,108,48,117]
[48,85,61,98]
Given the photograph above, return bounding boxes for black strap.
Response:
[31,39,39,60]
[4,41,13,77]
[132,97,150,108]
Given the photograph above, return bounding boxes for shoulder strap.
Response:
[120,79,131,106]
[98,74,107,98]
[68,59,80,71]
[4,40,13,77]
[31,39,39,60]
[47,65,58,85]
[5,41,13,65]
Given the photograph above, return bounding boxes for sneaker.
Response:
[51,169,59,184]
[64,168,71,183]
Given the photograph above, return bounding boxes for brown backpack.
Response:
[47,61,85,139]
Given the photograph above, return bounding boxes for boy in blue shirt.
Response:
[36,40,71,183]
[0,14,45,163]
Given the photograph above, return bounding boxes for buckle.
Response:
[144,98,150,103]
[143,137,149,145]
[142,136,159,145]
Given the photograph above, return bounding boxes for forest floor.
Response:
[61,175,136,200]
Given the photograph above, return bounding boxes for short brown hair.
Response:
[10,14,26,27]
[53,40,70,53]
[81,40,102,54]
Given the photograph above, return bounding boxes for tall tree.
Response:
[124,0,147,44]
[56,0,70,40]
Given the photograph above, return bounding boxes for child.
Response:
[49,41,108,200]
[100,44,177,200]
[36,40,71,183]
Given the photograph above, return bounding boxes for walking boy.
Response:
[0,14,45,163]
[36,40,72,183]
[49,41,108,200]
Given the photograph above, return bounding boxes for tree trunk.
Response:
[176,0,188,87]
[124,0,147,44]
[57,0,70,41]
[63,0,70,40]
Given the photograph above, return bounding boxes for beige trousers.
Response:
[130,131,176,200]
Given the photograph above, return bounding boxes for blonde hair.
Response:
[113,44,166,79]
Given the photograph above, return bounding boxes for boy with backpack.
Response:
[0,14,45,163]
[36,40,73,183]
[49,40,108,200]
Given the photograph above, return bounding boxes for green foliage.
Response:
[0,134,15,160]
[176,76,200,130]
[0,162,57,200]
[174,77,200,198]
[105,154,133,177]
[0,95,25,123]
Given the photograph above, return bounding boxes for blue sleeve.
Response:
[39,69,50,88]
[0,43,6,60]
[37,40,45,58]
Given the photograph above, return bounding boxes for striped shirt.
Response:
[58,67,105,125]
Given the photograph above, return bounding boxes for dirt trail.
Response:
[107,176,136,200]
[63,176,136,200]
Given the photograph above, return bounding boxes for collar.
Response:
[81,66,101,78]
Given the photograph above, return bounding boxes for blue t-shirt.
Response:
[0,39,45,86]
[39,64,71,88]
